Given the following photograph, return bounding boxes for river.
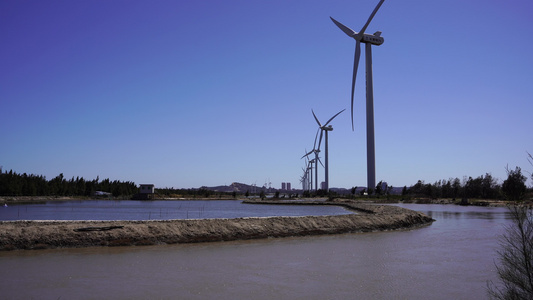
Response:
[0,203,512,299]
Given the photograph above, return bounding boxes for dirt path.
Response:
[0,200,434,251]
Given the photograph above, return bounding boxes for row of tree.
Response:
[0,170,137,197]
[402,167,529,201]
[1,167,530,200]
[155,187,235,198]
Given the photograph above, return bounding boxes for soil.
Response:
[0,200,434,251]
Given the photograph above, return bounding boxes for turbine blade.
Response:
[302,149,312,159]
[358,0,385,38]
[302,146,316,160]
[330,17,356,38]
[324,109,346,126]
[311,109,322,127]
[317,129,324,151]
[317,156,325,168]
[351,41,361,131]
[313,128,320,150]
[302,150,314,159]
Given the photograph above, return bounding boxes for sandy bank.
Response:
[0,201,434,251]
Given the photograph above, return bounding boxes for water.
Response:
[0,204,513,299]
[0,200,353,221]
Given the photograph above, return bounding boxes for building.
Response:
[281,182,287,190]
[140,184,155,194]
[287,182,291,191]
[133,184,155,200]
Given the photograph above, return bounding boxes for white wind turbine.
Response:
[306,159,316,191]
[303,139,324,192]
[300,168,308,191]
[301,151,314,191]
[330,0,386,192]
[312,109,345,192]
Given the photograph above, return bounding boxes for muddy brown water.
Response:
[0,204,512,299]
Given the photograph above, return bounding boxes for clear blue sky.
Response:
[1,0,532,189]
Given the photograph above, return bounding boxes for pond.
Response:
[0,203,514,299]
[0,199,353,221]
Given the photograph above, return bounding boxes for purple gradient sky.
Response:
[1,0,532,189]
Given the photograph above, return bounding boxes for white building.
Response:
[139,184,154,194]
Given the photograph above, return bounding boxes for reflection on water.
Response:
[0,204,513,299]
[401,204,512,221]
[0,200,352,221]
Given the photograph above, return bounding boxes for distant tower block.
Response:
[287,182,291,190]
[282,182,287,190]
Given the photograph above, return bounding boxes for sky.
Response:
[1,0,532,190]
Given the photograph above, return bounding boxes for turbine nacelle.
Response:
[330,16,384,46]
[361,32,384,45]
[330,0,386,191]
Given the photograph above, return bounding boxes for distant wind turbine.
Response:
[330,0,386,192]
[302,143,323,192]
[312,109,345,192]
[301,150,314,191]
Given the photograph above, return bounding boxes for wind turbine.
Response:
[300,167,308,191]
[307,159,315,191]
[301,150,313,191]
[312,109,345,192]
[330,0,385,192]
[303,142,324,192]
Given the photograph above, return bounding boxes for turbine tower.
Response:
[312,109,345,192]
[330,0,385,192]
[303,142,324,192]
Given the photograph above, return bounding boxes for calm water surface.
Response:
[0,200,352,221]
[0,203,512,299]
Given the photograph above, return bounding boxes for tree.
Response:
[351,187,357,195]
[401,186,408,197]
[375,181,383,196]
[451,177,462,200]
[488,205,533,299]
[482,173,499,199]
[442,179,453,198]
[502,167,527,201]
[524,152,533,180]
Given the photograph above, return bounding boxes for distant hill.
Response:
[200,183,405,195]
[202,182,270,193]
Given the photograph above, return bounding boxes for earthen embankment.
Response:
[0,200,434,250]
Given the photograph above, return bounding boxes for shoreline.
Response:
[0,195,516,207]
[0,200,434,251]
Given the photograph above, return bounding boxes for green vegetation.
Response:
[501,167,528,201]
[0,169,137,197]
[154,187,236,199]
[400,170,531,202]
[1,165,530,201]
